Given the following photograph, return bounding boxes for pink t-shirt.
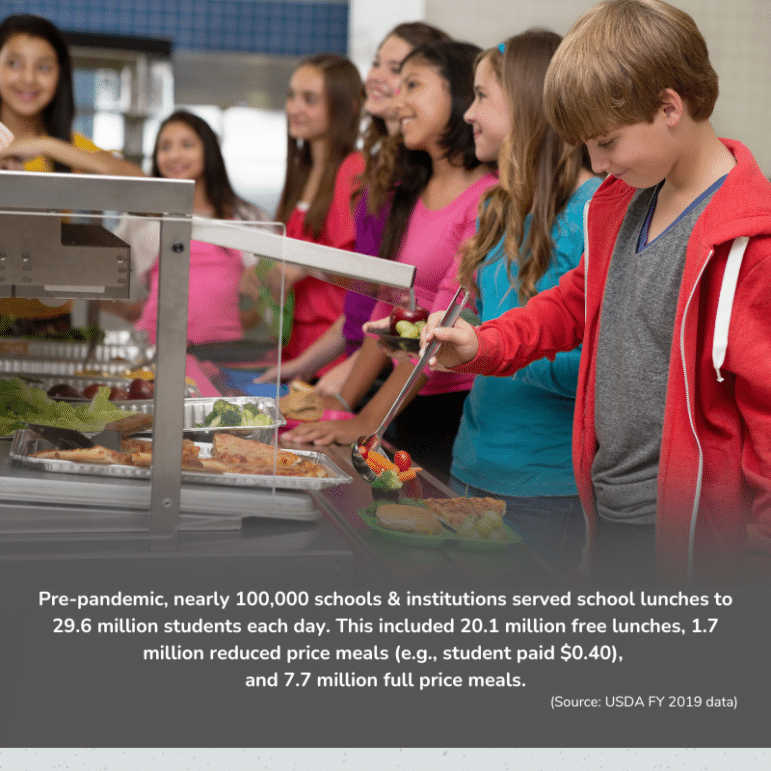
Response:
[136,238,244,345]
[370,171,497,396]
[282,152,364,372]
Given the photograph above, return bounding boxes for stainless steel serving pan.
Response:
[10,429,351,492]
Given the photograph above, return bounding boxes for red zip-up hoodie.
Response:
[456,139,771,586]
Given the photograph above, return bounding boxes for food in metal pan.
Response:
[31,432,329,479]
[200,398,271,428]
[31,445,132,466]
[210,433,327,477]
[0,378,133,436]
[120,438,212,471]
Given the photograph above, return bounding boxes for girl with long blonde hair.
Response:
[450,30,600,570]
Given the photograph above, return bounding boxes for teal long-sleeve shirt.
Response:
[451,177,601,497]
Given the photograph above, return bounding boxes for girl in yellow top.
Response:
[0,14,143,330]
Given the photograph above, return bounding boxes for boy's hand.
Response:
[421,311,479,371]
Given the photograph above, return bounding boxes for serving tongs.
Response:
[25,412,154,452]
[351,286,470,484]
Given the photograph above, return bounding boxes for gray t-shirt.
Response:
[592,182,719,524]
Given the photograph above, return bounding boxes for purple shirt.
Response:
[343,191,391,356]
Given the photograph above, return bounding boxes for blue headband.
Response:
[498,42,506,54]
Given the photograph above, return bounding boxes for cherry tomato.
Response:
[394,450,412,472]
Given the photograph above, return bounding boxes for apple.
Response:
[389,304,428,335]
[47,383,83,400]
[107,387,129,401]
[81,384,102,399]
[128,377,154,400]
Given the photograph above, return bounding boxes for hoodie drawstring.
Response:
[712,236,748,382]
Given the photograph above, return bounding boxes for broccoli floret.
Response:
[212,399,232,415]
[371,469,403,491]
[241,403,260,424]
[242,402,260,418]
[240,403,271,427]
[217,406,243,427]
[203,399,234,426]
[201,400,271,428]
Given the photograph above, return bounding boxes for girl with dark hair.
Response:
[253,22,450,391]
[423,31,600,570]
[0,14,141,175]
[256,53,364,373]
[0,13,143,335]
[281,40,497,478]
[149,110,258,221]
[108,110,267,345]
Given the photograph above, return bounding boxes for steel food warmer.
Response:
[0,171,553,588]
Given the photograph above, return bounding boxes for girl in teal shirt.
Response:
[451,30,601,571]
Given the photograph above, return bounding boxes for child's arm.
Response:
[282,357,424,447]
[279,335,390,444]
[254,316,346,384]
[423,314,480,371]
[428,258,588,377]
[0,136,144,176]
[314,348,361,397]
[259,263,307,305]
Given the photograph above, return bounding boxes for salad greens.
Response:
[0,378,129,436]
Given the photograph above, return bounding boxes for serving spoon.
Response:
[351,286,470,484]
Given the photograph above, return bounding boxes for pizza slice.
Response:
[123,437,206,470]
[32,445,131,466]
[211,432,327,478]
[211,432,301,466]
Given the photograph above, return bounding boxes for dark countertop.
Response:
[0,438,559,590]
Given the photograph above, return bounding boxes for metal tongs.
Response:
[351,286,470,483]
[26,412,153,452]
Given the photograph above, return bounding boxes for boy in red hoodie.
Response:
[423,0,771,586]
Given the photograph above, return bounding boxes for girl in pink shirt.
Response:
[258,54,364,374]
[282,41,497,477]
[252,23,451,392]
[109,111,266,345]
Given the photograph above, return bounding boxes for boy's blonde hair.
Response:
[543,0,718,145]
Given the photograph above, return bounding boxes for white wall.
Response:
[422,0,771,173]
[349,0,426,74]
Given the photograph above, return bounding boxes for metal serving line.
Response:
[0,170,416,539]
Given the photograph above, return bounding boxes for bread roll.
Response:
[375,504,443,535]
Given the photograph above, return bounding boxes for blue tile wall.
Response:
[0,1,348,56]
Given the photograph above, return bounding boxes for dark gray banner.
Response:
[0,559,766,747]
